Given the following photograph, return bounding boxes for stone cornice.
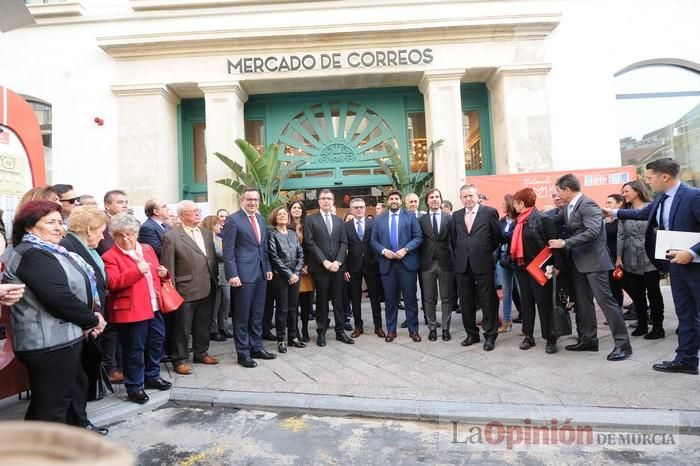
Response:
[198,82,249,102]
[486,63,552,85]
[111,84,181,105]
[97,14,561,61]
[418,70,467,94]
[27,2,85,19]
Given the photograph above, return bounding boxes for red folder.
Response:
[525,246,552,286]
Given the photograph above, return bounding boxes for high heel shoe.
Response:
[289,338,306,348]
[301,326,310,342]
[497,320,512,333]
[278,341,287,353]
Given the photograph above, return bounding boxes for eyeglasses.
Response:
[114,231,136,239]
[60,197,79,204]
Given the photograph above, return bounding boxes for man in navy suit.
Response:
[138,199,170,258]
[371,190,423,342]
[606,158,700,375]
[222,187,274,368]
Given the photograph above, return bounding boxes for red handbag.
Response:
[159,279,184,313]
[612,265,624,281]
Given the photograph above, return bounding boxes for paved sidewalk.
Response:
[2,285,698,430]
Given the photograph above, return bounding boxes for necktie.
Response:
[432,213,438,235]
[658,194,670,230]
[249,215,260,243]
[567,203,574,224]
[465,210,474,233]
[324,214,333,235]
[189,227,206,253]
[390,213,399,251]
[357,220,364,240]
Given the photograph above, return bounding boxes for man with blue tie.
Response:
[222,187,275,368]
[606,158,700,375]
[371,191,423,342]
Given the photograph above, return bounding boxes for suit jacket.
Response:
[161,225,218,301]
[450,205,502,274]
[303,212,348,273]
[418,211,453,271]
[59,232,108,309]
[222,209,271,283]
[560,194,612,273]
[617,183,700,270]
[138,217,168,258]
[370,209,423,274]
[101,243,162,324]
[344,217,378,273]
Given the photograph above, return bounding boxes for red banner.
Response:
[467,166,638,211]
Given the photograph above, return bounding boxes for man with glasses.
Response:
[161,200,220,375]
[54,184,79,232]
[304,189,354,347]
[344,198,384,338]
[222,188,275,367]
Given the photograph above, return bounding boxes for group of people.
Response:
[2,156,699,436]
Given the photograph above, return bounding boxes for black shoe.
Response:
[461,335,480,347]
[512,317,523,324]
[222,329,234,338]
[607,346,633,361]
[631,326,648,337]
[624,302,636,311]
[252,349,277,360]
[623,310,638,321]
[519,336,535,350]
[652,360,698,375]
[545,341,558,354]
[336,332,355,344]
[644,327,665,340]
[428,329,437,341]
[400,320,408,328]
[127,390,149,404]
[84,423,109,435]
[289,338,306,348]
[344,321,353,331]
[483,336,496,351]
[565,341,599,352]
[278,342,287,353]
[317,333,326,347]
[262,330,277,341]
[237,357,257,368]
[398,302,405,310]
[210,332,226,342]
[144,378,172,391]
[442,330,451,341]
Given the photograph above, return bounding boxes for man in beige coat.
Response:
[161,200,219,375]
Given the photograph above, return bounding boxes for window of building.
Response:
[20,96,52,184]
[463,110,482,171]
[244,119,265,154]
[461,84,493,175]
[616,64,700,185]
[407,112,427,172]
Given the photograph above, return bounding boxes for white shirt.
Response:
[429,210,442,233]
[566,192,583,221]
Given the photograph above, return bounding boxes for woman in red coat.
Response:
[102,214,171,404]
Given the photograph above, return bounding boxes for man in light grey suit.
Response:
[548,174,632,361]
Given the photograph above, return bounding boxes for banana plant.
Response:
[375,139,444,205]
[214,139,306,219]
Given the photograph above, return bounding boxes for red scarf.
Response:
[510,207,534,265]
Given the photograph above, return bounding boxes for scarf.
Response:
[117,242,159,311]
[22,233,102,310]
[510,207,535,266]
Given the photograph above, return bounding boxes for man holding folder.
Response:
[606,158,700,375]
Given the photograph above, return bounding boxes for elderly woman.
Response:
[2,201,107,431]
[102,214,171,404]
[268,206,305,353]
[201,215,232,342]
[59,206,111,404]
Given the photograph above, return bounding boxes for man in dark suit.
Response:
[371,190,423,342]
[451,184,502,351]
[161,200,220,375]
[606,158,700,374]
[548,174,632,361]
[97,190,129,255]
[138,199,171,258]
[419,188,454,342]
[344,197,384,338]
[222,188,275,368]
[304,189,354,347]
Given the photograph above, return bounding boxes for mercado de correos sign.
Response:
[227,47,434,74]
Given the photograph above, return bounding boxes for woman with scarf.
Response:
[2,201,107,431]
[102,214,171,404]
[510,188,564,354]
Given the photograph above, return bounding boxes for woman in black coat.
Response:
[510,188,565,354]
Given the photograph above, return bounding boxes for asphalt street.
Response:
[105,403,700,465]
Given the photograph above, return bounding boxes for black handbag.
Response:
[551,272,572,337]
[82,337,114,401]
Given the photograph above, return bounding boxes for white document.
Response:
[654,230,700,262]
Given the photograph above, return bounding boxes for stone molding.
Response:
[486,63,552,87]
[27,2,85,19]
[110,84,181,105]
[418,70,467,94]
[198,82,248,103]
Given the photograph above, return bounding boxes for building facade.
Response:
[1,0,699,210]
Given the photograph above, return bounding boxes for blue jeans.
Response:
[497,263,516,322]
